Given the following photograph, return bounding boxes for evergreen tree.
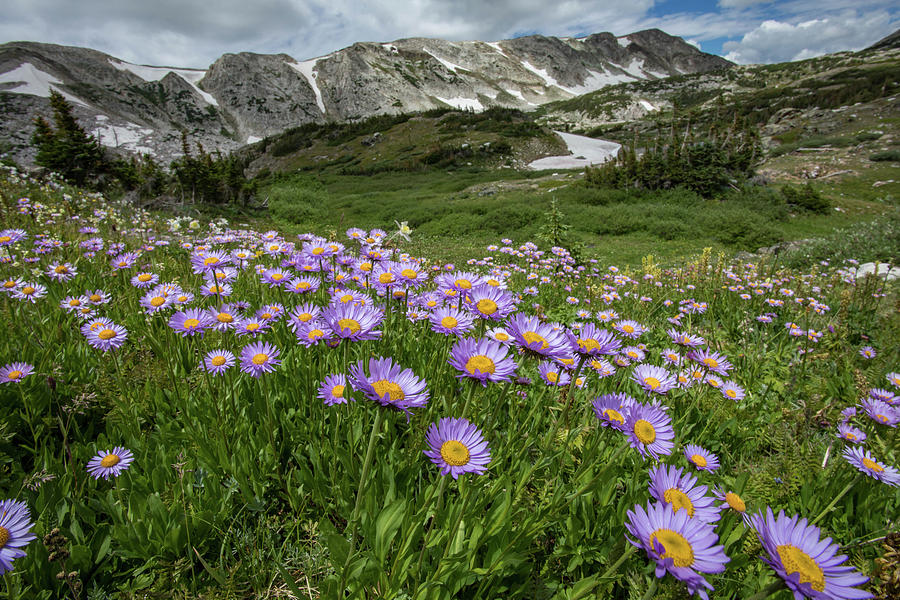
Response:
[31,90,106,185]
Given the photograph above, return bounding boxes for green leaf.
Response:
[374,500,406,565]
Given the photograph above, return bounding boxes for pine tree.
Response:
[31,90,105,185]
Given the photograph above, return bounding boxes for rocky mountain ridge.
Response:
[0,29,730,165]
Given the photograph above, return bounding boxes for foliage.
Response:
[169,133,255,205]
[31,91,107,186]
[870,150,900,162]
[781,183,831,214]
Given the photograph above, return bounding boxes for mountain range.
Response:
[0,29,730,165]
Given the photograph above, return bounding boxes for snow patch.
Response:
[503,88,535,105]
[435,96,483,111]
[617,36,632,48]
[246,135,262,144]
[519,60,561,89]
[287,59,326,114]
[486,42,508,57]
[382,43,398,53]
[639,100,658,112]
[423,48,465,73]
[621,58,647,79]
[557,69,635,95]
[0,62,87,106]
[528,131,620,170]
[92,117,155,154]
[108,59,218,106]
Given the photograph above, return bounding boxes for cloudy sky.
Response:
[2,0,896,68]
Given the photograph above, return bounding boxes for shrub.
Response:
[870,150,900,162]
[781,184,830,214]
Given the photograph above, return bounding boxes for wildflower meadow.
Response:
[0,164,898,599]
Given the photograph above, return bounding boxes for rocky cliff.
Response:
[0,29,730,165]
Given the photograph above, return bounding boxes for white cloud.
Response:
[718,0,773,8]
[722,10,897,63]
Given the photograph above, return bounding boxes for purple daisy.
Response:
[84,321,128,351]
[47,262,77,282]
[714,489,751,525]
[667,329,706,348]
[428,305,475,337]
[130,272,159,288]
[235,317,271,338]
[868,388,897,404]
[294,320,329,347]
[506,314,572,361]
[625,501,729,600]
[648,464,721,524]
[287,276,320,294]
[842,446,899,487]
[688,348,733,376]
[423,417,491,479]
[568,322,622,357]
[0,499,37,575]
[87,447,134,480]
[860,398,899,427]
[591,393,635,431]
[632,364,678,395]
[683,444,720,472]
[613,319,647,339]
[0,229,27,246]
[12,282,47,303]
[349,356,429,415]
[239,341,281,378]
[466,283,516,321]
[720,381,745,402]
[201,350,236,375]
[538,361,571,387]
[323,303,384,342]
[625,402,675,460]
[447,337,518,386]
[0,362,34,384]
[318,374,350,406]
[886,372,900,390]
[858,346,876,359]
[751,507,873,599]
[836,423,866,445]
[168,308,213,337]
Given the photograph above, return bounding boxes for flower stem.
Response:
[338,409,384,595]
[745,578,787,600]
[812,474,859,526]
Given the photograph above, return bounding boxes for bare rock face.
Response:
[0,29,731,165]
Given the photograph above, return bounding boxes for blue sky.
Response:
[1,0,897,68]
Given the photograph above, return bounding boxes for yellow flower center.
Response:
[308,329,325,340]
[875,414,888,424]
[707,379,721,388]
[495,332,509,341]
[98,328,116,340]
[183,318,200,329]
[68,299,81,306]
[312,247,325,255]
[217,313,233,323]
[210,356,227,366]
[440,316,458,329]
[522,331,548,350]
[379,273,395,284]
[338,318,361,334]
[371,380,404,401]
[401,269,417,279]
[148,296,164,307]
[440,440,470,466]
[603,409,624,425]
[331,385,345,398]
[724,492,746,513]
[138,273,152,282]
[465,355,496,375]
[862,457,884,472]
[622,324,634,333]
[644,377,661,390]
[776,545,826,592]
[100,454,121,468]
[118,261,127,267]
[2,281,15,288]
[546,371,559,383]
[691,454,708,468]
[0,526,8,548]
[245,323,260,332]
[6,370,23,381]
[0,236,10,244]
[360,262,372,272]
[455,279,472,290]
[297,282,311,289]
[702,357,718,368]
[22,286,35,295]
[260,313,273,320]
[634,419,656,444]
[725,389,737,398]
[663,488,695,516]
[486,279,500,287]
[55,265,68,274]
[204,257,219,265]
[297,313,313,322]
[340,294,353,303]
[271,273,284,281]
[476,299,498,315]
[252,353,268,365]
[649,528,694,568]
